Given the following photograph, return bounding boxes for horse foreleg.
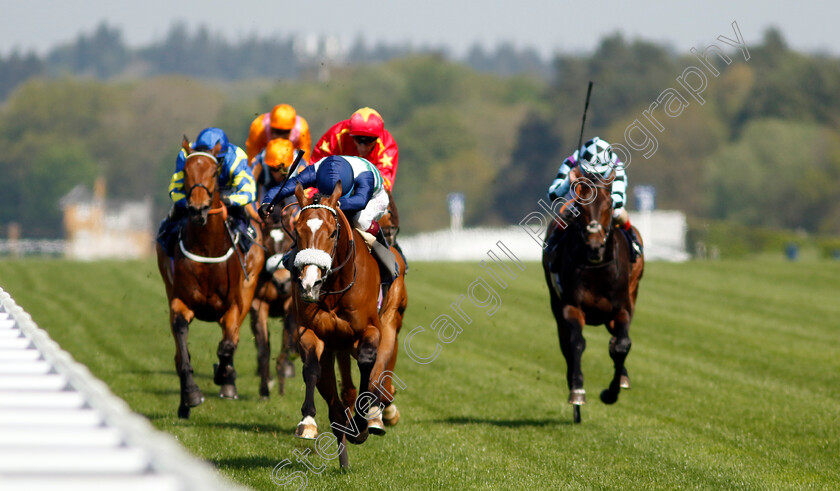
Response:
[276,299,298,395]
[336,352,356,412]
[297,329,323,440]
[215,308,241,399]
[314,351,350,469]
[602,310,632,405]
[170,302,202,419]
[250,298,272,399]
[560,305,587,407]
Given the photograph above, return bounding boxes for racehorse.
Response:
[156,138,264,418]
[542,167,644,423]
[289,181,406,468]
[249,203,298,397]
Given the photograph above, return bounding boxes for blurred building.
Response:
[60,177,153,260]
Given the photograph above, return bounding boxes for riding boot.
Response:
[157,205,187,257]
[371,230,399,287]
[626,227,643,262]
[392,240,409,274]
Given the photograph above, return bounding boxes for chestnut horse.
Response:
[289,181,406,468]
[542,168,644,423]
[156,138,264,418]
[249,203,298,397]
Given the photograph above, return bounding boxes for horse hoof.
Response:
[620,374,631,389]
[259,384,270,400]
[600,388,619,405]
[568,389,586,405]
[185,388,204,407]
[366,409,386,436]
[383,404,400,426]
[295,417,318,440]
[177,404,191,419]
[219,384,238,399]
[282,361,295,379]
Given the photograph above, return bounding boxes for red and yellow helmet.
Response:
[349,107,384,139]
[270,104,297,130]
[264,139,296,170]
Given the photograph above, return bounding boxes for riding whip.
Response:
[268,149,306,210]
[576,81,593,155]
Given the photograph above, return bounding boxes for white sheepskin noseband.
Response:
[294,248,332,270]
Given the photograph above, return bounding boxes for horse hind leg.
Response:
[172,313,203,418]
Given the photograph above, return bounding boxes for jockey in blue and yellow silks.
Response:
[168,127,255,208]
[157,127,256,256]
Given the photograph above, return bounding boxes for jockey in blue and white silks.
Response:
[262,155,388,235]
[261,155,398,283]
[546,136,641,262]
[547,136,627,215]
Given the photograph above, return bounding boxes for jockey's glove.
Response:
[220,196,232,207]
[258,203,274,220]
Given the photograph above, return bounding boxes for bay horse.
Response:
[249,202,298,397]
[289,181,406,468]
[541,167,644,423]
[156,138,264,418]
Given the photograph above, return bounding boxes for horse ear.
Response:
[212,142,222,156]
[329,180,343,205]
[182,136,190,154]
[295,182,309,206]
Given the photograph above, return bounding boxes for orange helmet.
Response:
[270,104,297,130]
[264,139,296,169]
[349,107,384,139]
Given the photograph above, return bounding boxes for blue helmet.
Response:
[315,156,354,197]
[194,127,229,153]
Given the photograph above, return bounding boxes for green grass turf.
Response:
[0,257,838,490]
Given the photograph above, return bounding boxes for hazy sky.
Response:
[1,0,838,58]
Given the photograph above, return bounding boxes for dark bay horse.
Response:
[289,181,405,468]
[156,138,264,418]
[542,168,644,423]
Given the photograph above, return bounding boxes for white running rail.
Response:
[0,286,250,491]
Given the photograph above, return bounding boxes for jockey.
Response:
[245,103,312,164]
[258,155,399,284]
[546,136,642,261]
[252,138,304,197]
[156,127,256,256]
[310,107,399,191]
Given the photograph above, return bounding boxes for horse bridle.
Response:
[179,151,237,263]
[184,151,224,212]
[295,203,357,296]
[572,175,616,267]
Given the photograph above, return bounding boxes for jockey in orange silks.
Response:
[245,103,312,164]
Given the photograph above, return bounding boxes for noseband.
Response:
[294,203,357,296]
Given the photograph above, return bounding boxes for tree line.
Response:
[1,26,838,240]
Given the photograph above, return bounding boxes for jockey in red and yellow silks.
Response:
[245,104,312,164]
[310,107,399,191]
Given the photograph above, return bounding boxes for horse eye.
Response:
[330,229,337,238]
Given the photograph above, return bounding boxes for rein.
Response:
[179,151,241,266]
[295,203,357,296]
